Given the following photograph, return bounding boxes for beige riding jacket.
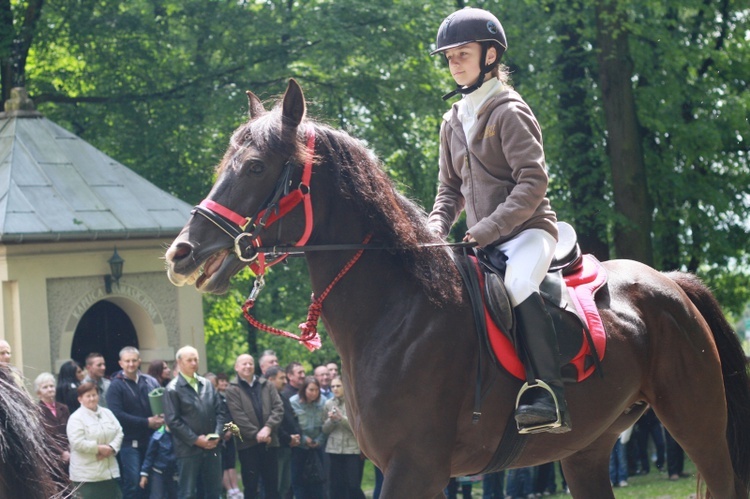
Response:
[428,87,557,247]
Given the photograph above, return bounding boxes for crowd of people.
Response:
[32,345,365,499]
[6,334,692,499]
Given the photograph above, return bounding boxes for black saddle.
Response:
[471,222,599,383]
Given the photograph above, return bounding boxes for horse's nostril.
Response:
[168,242,193,262]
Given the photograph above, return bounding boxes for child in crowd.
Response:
[140,425,178,499]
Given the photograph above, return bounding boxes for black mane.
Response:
[311,121,462,306]
[238,107,462,306]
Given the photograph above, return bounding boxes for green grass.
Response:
[606,459,699,499]
[359,458,701,498]
[362,459,377,493]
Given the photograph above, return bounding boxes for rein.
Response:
[239,238,472,351]
[242,233,374,351]
[254,240,475,255]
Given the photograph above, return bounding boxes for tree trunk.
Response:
[0,0,44,104]
[555,10,610,261]
[0,0,13,103]
[595,0,654,265]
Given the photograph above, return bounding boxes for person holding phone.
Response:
[323,376,365,499]
[290,377,327,499]
[164,346,228,499]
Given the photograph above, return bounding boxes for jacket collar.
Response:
[175,372,203,390]
[112,369,141,383]
[232,374,265,387]
[443,88,521,125]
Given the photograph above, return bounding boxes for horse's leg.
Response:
[560,434,619,499]
[647,319,740,497]
[378,455,450,499]
[650,365,739,497]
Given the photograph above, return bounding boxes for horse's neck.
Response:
[304,192,372,294]
[305,247,409,340]
[303,188,431,348]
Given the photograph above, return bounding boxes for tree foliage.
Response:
[2,0,748,367]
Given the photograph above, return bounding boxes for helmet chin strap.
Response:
[442,44,496,101]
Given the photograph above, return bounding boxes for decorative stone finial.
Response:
[2,87,41,117]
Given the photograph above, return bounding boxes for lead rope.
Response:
[241,234,373,352]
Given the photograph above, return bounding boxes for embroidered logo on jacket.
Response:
[482,125,496,139]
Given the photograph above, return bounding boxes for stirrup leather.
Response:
[515,380,563,435]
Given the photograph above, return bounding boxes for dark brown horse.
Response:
[165,79,750,498]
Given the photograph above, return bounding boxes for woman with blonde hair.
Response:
[323,376,365,498]
[428,7,568,433]
[35,372,71,473]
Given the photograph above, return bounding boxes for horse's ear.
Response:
[246,90,265,119]
[281,79,306,128]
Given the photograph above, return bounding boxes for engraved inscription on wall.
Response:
[47,273,181,364]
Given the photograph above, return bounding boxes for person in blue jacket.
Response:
[106,346,164,498]
[139,425,178,499]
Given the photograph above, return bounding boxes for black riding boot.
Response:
[513,292,571,434]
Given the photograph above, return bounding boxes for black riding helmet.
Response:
[431,8,508,100]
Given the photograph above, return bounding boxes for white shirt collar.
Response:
[457,78,504,139]
[460,78,504,118]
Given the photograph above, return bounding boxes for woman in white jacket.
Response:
[67,381,124,498]
[322,376,364,499]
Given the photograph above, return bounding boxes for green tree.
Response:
[513,0,748,311]
[5,0,748,350]
[1,0,44,102]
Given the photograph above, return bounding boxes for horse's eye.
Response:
[242,160,265,174]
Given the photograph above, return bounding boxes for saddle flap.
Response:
[481,254,608,383]
[484,272,513,333]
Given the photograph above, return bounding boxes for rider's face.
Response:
[444,42,496,87]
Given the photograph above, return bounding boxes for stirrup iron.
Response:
[515,380,563,435]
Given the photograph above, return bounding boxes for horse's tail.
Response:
[666,271,750,492]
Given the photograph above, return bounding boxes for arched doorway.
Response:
[72,300,138,376]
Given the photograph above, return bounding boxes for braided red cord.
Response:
[242,234,372,352]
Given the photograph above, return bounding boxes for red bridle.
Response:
[192,127,375,351]
[192,128,316,273]
[192,127,332,351]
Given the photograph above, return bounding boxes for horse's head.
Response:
[165,79,312,294]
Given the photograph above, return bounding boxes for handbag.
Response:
[302,449,325,485]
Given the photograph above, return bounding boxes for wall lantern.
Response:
[105,247,124,294]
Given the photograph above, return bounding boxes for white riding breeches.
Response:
[496,229,557,307]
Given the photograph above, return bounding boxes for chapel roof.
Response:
[0,88,192,243]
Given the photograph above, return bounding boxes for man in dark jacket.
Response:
[106,346,163,499]
[281,362,305,399]
[265,366,302,499]
[225,354,284,499]
[164,345,227,499]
